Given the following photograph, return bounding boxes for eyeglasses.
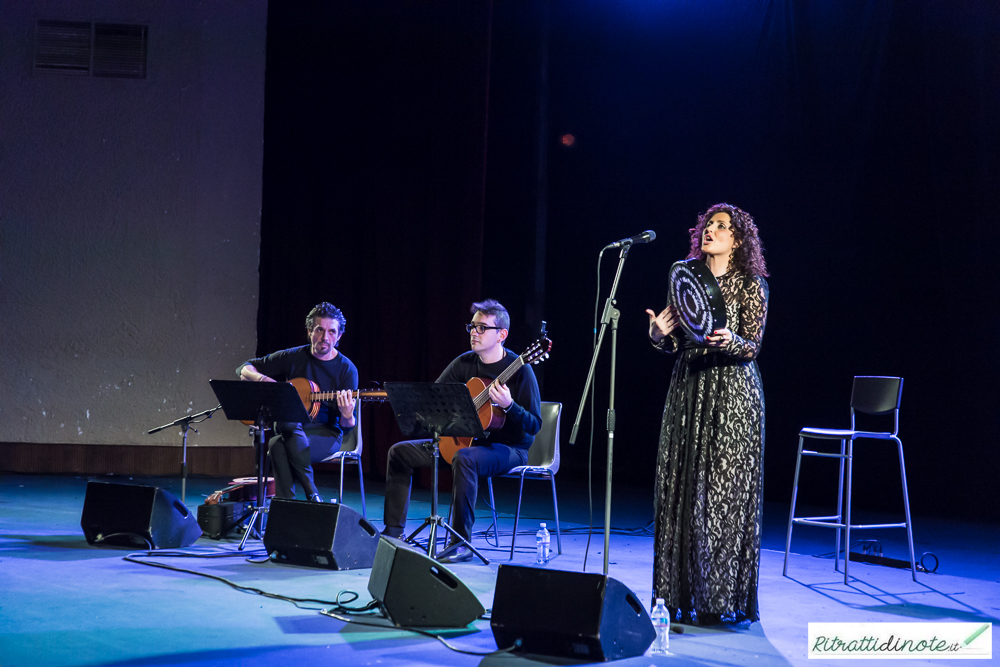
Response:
[466,323,503,334]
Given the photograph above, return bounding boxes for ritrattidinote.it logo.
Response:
[808,622,992,659]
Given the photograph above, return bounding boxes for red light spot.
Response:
[561,134,576,147]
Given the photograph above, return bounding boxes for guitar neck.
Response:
[310,389,387,403]
[496,355,526,387]
[472,354,526,409]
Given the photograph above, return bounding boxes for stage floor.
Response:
[1,472,997,666]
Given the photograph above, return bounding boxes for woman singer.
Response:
[646,202,769,625]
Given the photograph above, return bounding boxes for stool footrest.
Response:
[801,450,848,459]
[792,517,908,530]
[792,518,846,529]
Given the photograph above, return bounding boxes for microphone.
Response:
[604,230,656,249]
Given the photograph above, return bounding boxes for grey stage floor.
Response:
[1,472,997,666]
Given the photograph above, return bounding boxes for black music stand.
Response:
[209,379,311,550]
[384,382,490,564]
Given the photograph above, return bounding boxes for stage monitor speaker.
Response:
[81,481,202,549]
[263,498,379,570]
[367,536,485,627]
[490,564,655,661]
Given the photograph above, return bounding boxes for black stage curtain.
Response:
[261,1,999,520]
[482,1,999,521]
[259,2,493,480]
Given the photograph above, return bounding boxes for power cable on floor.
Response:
[123,549,377,612]
[124,549,519,656]
[319,609,520,657]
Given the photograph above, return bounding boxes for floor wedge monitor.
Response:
[491,564,655,661]
[263,498,379,569]
[81,481,202,549]
[367,536,485,627]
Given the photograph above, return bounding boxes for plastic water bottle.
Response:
[535,523,551,564]
[650,598,670,655]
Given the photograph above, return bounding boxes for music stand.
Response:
[384,382,490,564]
[209,380,311,550]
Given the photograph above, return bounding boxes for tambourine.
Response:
[667,259,727,344]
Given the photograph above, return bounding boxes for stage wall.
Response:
[0,1,267,454]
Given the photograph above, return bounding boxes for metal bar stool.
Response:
[783,376,916,584]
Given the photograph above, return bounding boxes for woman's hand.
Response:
[705,328,733,347]
[646,305,679,343]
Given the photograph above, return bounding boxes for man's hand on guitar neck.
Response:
[336,390,356,427]
[488,381,513,411]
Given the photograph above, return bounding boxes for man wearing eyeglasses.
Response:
[382,299,542,564]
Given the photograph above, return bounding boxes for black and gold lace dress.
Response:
[651,269,769,624]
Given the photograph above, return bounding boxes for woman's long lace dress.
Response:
[651,270,769,623]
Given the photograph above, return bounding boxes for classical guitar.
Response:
[205,476,276,505]
[240,377,387,425]
[439,331,553,464]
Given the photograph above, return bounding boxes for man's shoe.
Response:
[307,493,323,503]
[437,545,474,564]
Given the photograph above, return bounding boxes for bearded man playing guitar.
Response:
[382,299,542,564]
[237,302,358,502]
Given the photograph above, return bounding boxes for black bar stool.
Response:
[783,376,916,584]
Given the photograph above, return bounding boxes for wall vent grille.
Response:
[34,20,147,79]
[34,20,91,74]
[94,23,148,79]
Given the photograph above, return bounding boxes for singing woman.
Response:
[645,203,769,625]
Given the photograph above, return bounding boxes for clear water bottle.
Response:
[535,523,551,564]
[650,598,670,655]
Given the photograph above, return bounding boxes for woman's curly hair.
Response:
[686,202,768,277]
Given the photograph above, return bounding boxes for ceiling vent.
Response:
[34,20,148,79]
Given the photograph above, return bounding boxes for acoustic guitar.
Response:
[439,332,553,464]
[240,377,387,425]
[205,476,276,505]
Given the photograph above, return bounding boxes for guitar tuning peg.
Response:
[544,353,549,359]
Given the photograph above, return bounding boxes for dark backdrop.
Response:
[261,1,999,522]
[258,1,493,481]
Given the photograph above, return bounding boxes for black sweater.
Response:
[436,349,542,449]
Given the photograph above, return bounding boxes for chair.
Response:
[486,401,562,561]
[783,376,916,584]
[318,399,367,518]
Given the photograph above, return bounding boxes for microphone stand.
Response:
[148,405,221,503]
[569,242,632,575]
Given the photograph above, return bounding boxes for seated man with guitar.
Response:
[383,299,543,564]
[237,302,358,501]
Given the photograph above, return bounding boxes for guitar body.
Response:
[439,376,506,464]
[290,377,321,420]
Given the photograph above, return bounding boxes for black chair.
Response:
[783,376,916,583]
[486,401,562,560]
[318,400,367,518]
